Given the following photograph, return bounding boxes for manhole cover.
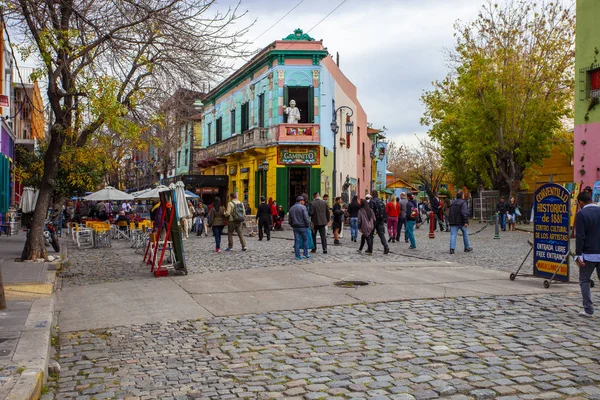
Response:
[333,280,369,288]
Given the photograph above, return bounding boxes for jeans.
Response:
[312,225,328,251]
[449,225,471,250]
[349,217,358,240]
[499,213,506,230]
[293,227,309,258]
[396,217,407,241]
[580,261,600,314]
[406,220,416,248]
[227,221,246,249]
[387,217,398,238]
[212,225,224,249]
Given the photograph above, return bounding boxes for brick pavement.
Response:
[53,293,600,400]
[60,224,547,287]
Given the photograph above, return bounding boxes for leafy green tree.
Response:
[4,0,250,260]
[421,0,574,195]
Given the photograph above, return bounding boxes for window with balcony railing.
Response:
[216,117,222,142]
[231,109,236,135]
[241,103,249,132]
[258,93,265,128]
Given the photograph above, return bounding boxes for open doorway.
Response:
[286,87,312,123]
[288,167,309,209]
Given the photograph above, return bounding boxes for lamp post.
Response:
[257,158,269,198]
[330,106,354,197]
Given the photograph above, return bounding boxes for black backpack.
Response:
[374,198,387,222]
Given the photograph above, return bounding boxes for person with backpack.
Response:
[406,193,418,249]
[288,196,311,260]
[224,192,247,251]
[368,190,390,254]
[386,195,399,243]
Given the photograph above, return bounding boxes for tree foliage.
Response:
[4,0,251,259]
[386,138,446,199]
[421,0,574,195]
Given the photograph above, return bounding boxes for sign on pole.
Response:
[533,183,570,281]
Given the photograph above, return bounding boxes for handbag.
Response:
[515,207,521,216]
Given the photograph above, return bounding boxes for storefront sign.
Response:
[278,146,319,165]
[240,167,250,173]
[533,183,570,281]
[201,187,218,194]
[0,95,8,107]
[286,126,313,136]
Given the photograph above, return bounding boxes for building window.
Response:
[241,102,249,132]
[184,149,188,166]
[284,86,314,123]
[207,122,212,145]
[231,108,236,135]
[183,125,187,143]
[216,117,222,142]
[177,150,181,168]
[258,93,265,128]
[362,142,365,167]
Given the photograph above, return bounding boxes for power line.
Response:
[252,0,305,43]
[306,0,348,34]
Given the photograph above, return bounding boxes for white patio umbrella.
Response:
[83,186,134,201]
[172,181,190,219]
[19,187,39,213]
[131,188,152,198]
[135,185,169,200]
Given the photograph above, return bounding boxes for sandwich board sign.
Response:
[532,183,570,281]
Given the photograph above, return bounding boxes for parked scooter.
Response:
[43,213,60,253]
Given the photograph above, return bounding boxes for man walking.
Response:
[369,190,390,254]
[430,192,444,231]
[310,192,329,254]
[395,192,408,243]
[289,196,311,260]
[496,196,508,231]
[575,191,600,317]
[448,191,473,254]
[225,192,247,251]
[256,196,272,241]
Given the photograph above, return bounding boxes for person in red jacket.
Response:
[386,195,400,242]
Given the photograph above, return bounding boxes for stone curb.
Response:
[6,284,57,399]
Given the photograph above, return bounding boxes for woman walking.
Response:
[406,193,418,249]
[347,196,360,242]
[507,197,517,231]
[332,197,344,245]
[386,195,399,242]
[207,197,226,252]
[357,198,376,254]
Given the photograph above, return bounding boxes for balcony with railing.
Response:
[276,123,320,143]
[197,123,320,167]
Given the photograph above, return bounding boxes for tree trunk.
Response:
[21,124,65,261]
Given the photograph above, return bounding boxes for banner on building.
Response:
[0,95,8,108]
[286,126,313,136]
[277,146,320,165]
[533,183,570,281]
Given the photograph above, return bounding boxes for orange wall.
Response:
[522,146,573,192]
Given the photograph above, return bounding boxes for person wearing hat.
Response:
[256,196,272,241]
[310,192,330,254]
[405,192,418,249]
[289,195,311,260]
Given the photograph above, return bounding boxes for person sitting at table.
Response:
[115,211,129,232]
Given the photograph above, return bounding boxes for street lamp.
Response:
[331,106,354,197]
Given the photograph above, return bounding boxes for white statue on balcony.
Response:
[284,99,301,124]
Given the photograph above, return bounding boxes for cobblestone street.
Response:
[60,223,543,287]
[54,293,600,400]
[51,223,596,400]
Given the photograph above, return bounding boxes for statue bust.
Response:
[283,99,301,124]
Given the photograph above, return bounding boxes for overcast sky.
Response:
[216,0,485,148]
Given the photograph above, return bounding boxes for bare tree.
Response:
[386,137,446,199]
[3,0,252,260]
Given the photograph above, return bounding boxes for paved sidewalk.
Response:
[0,233,58,400]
